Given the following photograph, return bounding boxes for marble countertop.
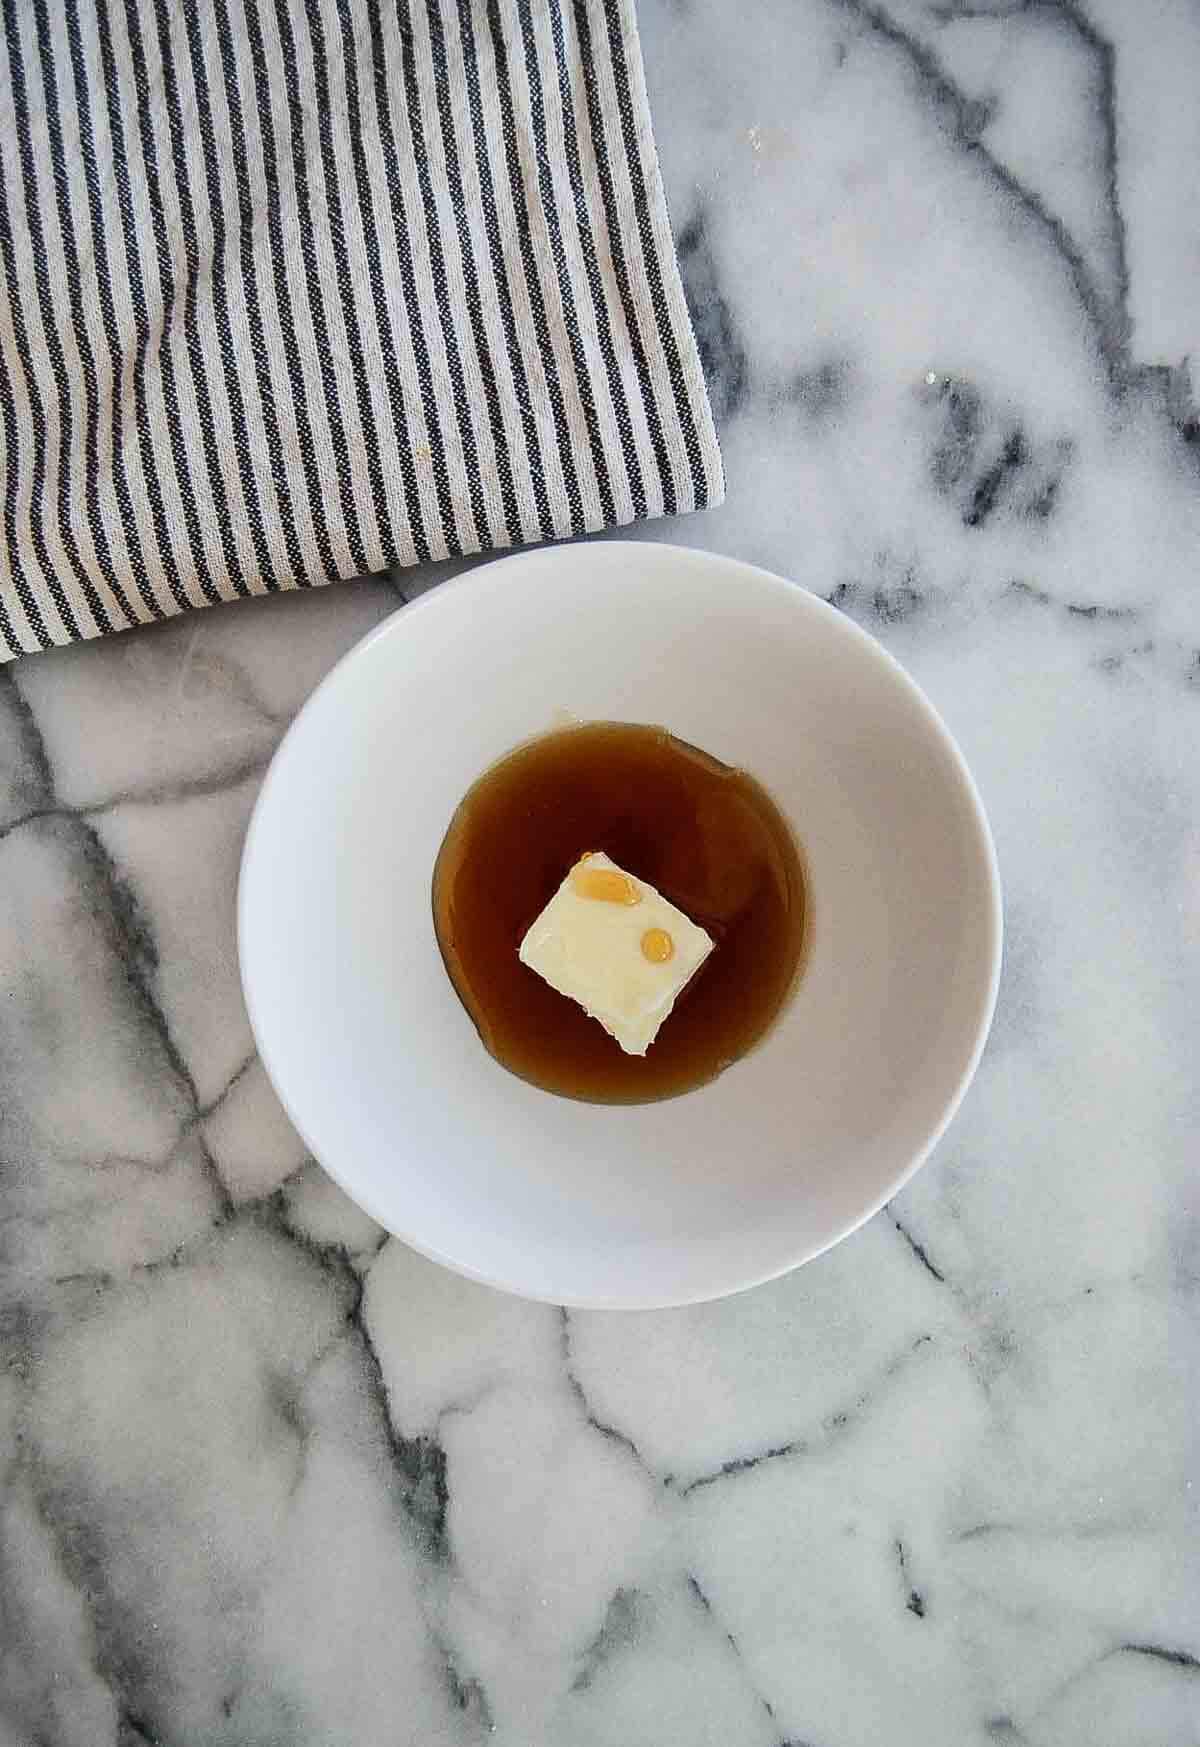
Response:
[3,1,1199,1742]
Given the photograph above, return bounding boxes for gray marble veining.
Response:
[2,1,1199,1743]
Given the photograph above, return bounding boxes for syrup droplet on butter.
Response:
[569,857,641,905]
[640,926,675,963]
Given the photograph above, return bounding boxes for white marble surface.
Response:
[2,1,1199,1742]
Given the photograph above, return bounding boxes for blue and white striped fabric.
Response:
[0,0,723,659]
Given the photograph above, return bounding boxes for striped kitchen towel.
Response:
[0,0,723,660]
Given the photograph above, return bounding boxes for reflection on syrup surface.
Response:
[432,722,808,1103]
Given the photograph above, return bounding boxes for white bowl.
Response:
[239,542,1001,1308]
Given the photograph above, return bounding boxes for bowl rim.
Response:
[238,540,1003,1308]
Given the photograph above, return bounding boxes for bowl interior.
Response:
[239,542,1000,1307]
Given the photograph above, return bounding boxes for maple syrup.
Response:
[432,722,808,1103]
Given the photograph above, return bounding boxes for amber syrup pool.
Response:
[432,722,809,1103]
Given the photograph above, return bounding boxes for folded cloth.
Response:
[0,0,722,660]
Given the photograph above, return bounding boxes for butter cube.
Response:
[518,852,714,1055]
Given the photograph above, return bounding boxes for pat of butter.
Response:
[518,852,714,1056]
